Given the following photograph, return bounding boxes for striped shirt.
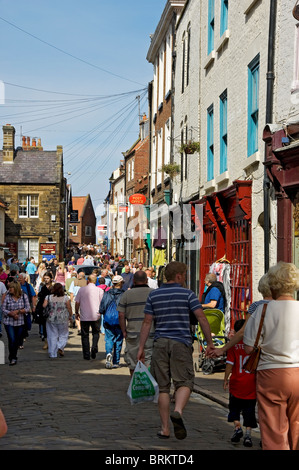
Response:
[118,285,154,337]
[2,293,31,326]
[247,299,270,316]
[144,283,201,346]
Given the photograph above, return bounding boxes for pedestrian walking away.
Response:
[75,274,103,360]
[43,283,72,359]
[35,271,54,349]
[18,272,37,347]
[118,270,154,375]
[224,319,257,447]
[137,261,215,440]
[244,261,299,450]
[100,275,124,369]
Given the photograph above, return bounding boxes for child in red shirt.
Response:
[224,319,257,447]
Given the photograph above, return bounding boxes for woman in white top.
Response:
[244,261,299,450]
[43,283,72,359]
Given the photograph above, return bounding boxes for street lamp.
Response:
[107,175,115,253]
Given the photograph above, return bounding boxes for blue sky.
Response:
[0,0,165,217]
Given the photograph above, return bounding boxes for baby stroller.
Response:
[194,309,228,375]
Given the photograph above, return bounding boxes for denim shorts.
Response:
[150,337,194,393]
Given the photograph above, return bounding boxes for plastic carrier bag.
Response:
[127,361,159,405]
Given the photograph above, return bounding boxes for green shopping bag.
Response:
[127,361,159,404]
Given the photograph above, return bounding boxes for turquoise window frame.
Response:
[247,54,260,157]
[220,90,228,174]
[208,0,215,55]
[207,105,214,181]
[220,0,228,36]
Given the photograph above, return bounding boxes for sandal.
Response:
[170,411,187,440]
[157,432,170,439]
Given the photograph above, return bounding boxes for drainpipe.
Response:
[147,81,153,266]
[264,0,277,273]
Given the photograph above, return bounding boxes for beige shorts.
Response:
[150,337,194,393]
[125,336,154,370]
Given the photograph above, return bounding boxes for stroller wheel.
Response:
[202,359,214,375]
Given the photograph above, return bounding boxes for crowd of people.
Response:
[0,246,298,451]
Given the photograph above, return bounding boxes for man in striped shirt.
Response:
[137,261,214,441]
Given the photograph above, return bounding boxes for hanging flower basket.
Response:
[178,141,200,155]
[159,163,180,179]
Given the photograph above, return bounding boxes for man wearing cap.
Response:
[99,275,124,369]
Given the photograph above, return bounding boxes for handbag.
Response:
[21,293,32,331]
[243,303,268,373]
[42,296,51,319]
[127,361,159,405]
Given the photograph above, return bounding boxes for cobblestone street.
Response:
[0,324,260,452]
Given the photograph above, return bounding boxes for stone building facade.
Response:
[0,124,67,262]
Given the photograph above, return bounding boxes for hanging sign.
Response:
[129,194,146,205]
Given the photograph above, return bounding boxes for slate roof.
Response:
[0,149,62,184]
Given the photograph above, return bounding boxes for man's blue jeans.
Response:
[104,325,123,365]
[4,324,24,361]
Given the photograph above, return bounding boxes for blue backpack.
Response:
[104,299,119,326]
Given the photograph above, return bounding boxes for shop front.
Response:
[191,180,252,331]
[263,123,299,296]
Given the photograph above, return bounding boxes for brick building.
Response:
[69,194,96,246]
[123,115,150,264]
[0,124,67,262]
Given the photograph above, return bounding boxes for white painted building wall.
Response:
[199,0,275,296]
[173,0,201,204]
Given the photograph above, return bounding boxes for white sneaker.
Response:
[105,353,113,369]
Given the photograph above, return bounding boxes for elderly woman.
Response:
[244,261,299,450]
[43,283,72,359]
[2,280,30,365]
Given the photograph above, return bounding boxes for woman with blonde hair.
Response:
[2,280,30,365]
[55,262,67,286]
[244,261,299,450]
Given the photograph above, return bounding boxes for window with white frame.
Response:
[182,32,186,93]
[18,194,39,218]
[165,28,172,95]
[292,23,299,91]
[157,129,162,186]
[164,119,171,166]
[158,47,164,106]
[187,23,191,86]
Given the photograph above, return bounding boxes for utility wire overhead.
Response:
[0,16,147,86]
